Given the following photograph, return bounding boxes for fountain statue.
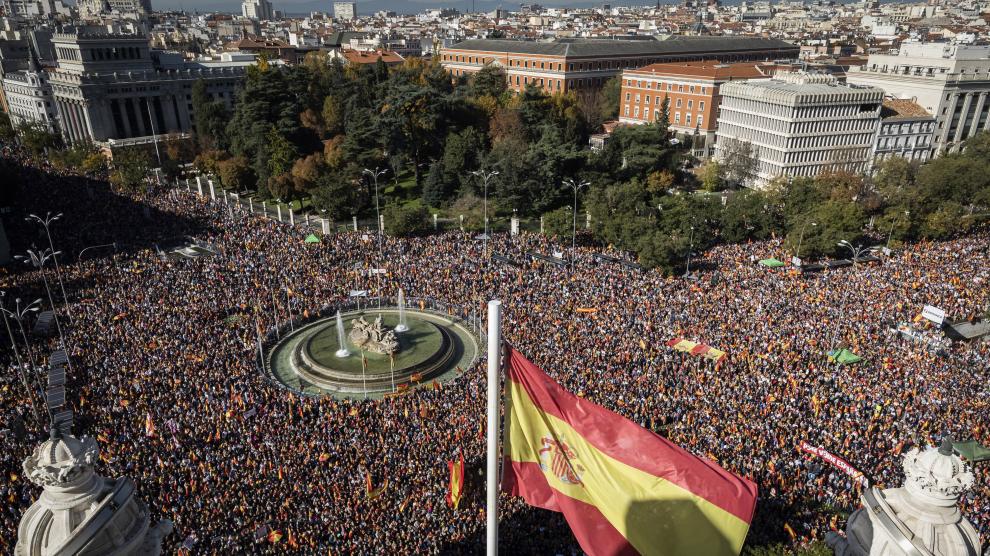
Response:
[348,315,399,355]
[395,289,409,332]
[335,311,350,358]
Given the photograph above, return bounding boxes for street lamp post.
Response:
[885,210,910,252]
[470,169,499,258]
[563,178,589,273]
[16,249,73,371]
[795,221,817,262]
[830,240,880,355]
[26,212,72,322]
[0,292,41,424]
[363,167,388,259]
[685,226,696,276]
[9,297,48,414]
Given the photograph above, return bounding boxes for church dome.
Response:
[902,438,976,507]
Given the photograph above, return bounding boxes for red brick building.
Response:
[440,36,797,94]
[619,60,779,156]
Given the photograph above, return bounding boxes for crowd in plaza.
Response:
[1,144,988,554]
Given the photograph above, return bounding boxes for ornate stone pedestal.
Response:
[826,439,981,556]
[15,428,172,556]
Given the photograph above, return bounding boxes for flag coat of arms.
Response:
[502,348,758,556]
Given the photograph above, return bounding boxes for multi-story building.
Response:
[241,0,274,20]
[714,72,884,188]
[76,0,151,16]
[618,60,778,156]
[1,47,58,133]
[47,30,246,144]
[440,36,798,94]
[872,98,936,166]
[333,1,356,20]
[846,42,990,154]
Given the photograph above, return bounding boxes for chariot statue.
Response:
[348,316,400,355]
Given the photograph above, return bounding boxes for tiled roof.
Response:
[881,98,932,119]
[342,49,404,64]
[445,36,796,58]
[626,60,779,80]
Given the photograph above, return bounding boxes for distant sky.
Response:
[156,0,672,17]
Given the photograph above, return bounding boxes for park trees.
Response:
[108,147,152,191]
[191,79,229,150]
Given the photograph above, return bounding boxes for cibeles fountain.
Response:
[826,438,981,556]
[15,427,172,555]
[266,291,479,399]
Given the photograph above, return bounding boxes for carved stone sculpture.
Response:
[348,316,400,355]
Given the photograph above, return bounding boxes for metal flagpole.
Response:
[486,299,502,556]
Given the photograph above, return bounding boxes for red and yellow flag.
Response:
[267,530,283,544]
[446,450,465,509]
[502,349,758,556]
[144,412,156,438]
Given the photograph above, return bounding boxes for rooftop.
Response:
[625,59,779,80]
[881,98,932,119]
[444,36,796,58]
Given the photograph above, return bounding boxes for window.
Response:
[676,98,682,108]
[687,100,693,109]
[656,96,661,105]
[635,94,640,102]
[690,85,695,93]
[624,106,630,116]
[634,106,640,118]
[686,114,691,125]
[699,101,705,111]
[645,95,650,104]
[697,115,703,127]
[675,112,681,123]
[625,92,631,101]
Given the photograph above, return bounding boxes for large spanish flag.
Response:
[502,348,757,556]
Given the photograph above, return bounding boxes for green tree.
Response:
[109,147,152,191]
[383,203,429,236]
[191,79,229,150]
[699,159,724,192]
[469,65,508,99]
[310,171,365,220]
[0,112,14,141]
[599,77,622,122]
[719,137,758,186]
[264,126,299,196]
[217,155,255,192]
[542,206,574,238]
[18,122,61,156]
[721,190,781,243]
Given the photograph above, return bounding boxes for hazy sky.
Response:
[157,0,664,16]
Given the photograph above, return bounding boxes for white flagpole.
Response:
[486,299,502,556]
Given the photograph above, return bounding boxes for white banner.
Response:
[349,290,368,297]
[921,305,946,325]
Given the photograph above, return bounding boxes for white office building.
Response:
[333,1,356,20]
[1,47,59,133]
[846,42,990,154]
[241,0,274,21]
[715,72,884,189]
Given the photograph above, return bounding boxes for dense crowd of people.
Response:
[1,143,988,554]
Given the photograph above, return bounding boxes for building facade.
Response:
[618,60,778,156]
[846,42,990,154]
[333,1,356,20]
[714,72,884,188]
[1,48,58,133]
[440,36,798,94]
[872,98,936,166]
[48,30,246,144]
[241,0,273,20]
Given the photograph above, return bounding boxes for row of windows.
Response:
[623,104,704,128]
[877,135,931,149]
[449,68,604,90]
[625,92,705,111]
[626,79,708,94]
[442,54,694,73]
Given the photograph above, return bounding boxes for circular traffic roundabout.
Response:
[265,305,480,399]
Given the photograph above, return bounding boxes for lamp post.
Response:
[563,178,589,273]
[9,297,48,414]
[795,221,817,262]
[0,292,41,424]
[26,212,72,322]
[685,226,695,276]
[830,240,879,356]
[363,167,388,259]
[16,249,71,370]
[470,169,499,258]
[885,210,910,252]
